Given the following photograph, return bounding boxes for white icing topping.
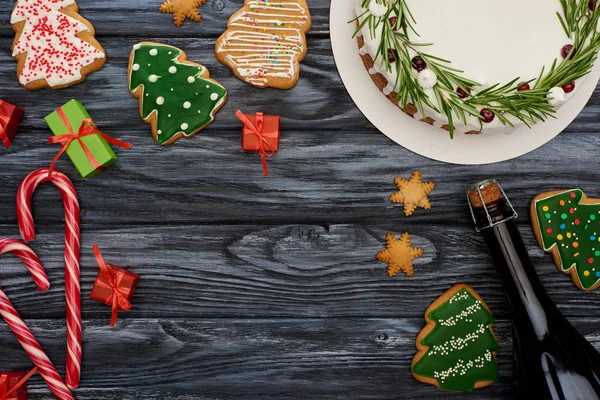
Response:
[188,76,195,83]
[548,87,566,106]
[183,101,191,109]
[156,96,165,105]
[169,66,177,74]
[368,0,388,17]
[417,69,437,89]
[181,123,189,130]
[149,74,158,83]
[210,93,219,101]
[132,64,140,71]
[382,83,394,95]
[150,49,158,56]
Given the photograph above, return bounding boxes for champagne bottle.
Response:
[467,179,600,400]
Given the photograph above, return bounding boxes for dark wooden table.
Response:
[0,0,599,398]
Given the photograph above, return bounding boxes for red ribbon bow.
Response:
[0,101,12,148]
[92,244,133,328]
[236,110,275,176]
[48,108,132,178]
[0,367,37,400]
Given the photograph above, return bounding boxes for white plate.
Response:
[330,0,600,165]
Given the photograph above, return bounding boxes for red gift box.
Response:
[237,110,280,176]
[0,100,24,149]
[90,245,140,327]
[241,113,280,153]
[0,371,29,400]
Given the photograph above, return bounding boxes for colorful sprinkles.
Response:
[535,189,600,290]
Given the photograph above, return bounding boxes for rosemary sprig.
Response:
[351,0,600,137]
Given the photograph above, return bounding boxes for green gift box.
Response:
[45,100,118,178]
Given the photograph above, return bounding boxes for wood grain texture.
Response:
[0,0,600,398]
[0,223,596,322]
[0,317,598,399]
[0,0,332,38]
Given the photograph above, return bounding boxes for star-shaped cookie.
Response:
[160,0,206,27]
[390,170,435,216]
[376,233,424,277]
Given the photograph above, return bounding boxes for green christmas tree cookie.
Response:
[411,284,498,392]
[128,42,227,145]
[532,189,600,291]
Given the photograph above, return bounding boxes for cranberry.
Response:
[561,45,576,60]
[562,81,576,93]
[389,16,400,29]
[388,49,399,63]
[590,0,597,10]
[480,108,495,123]
[517,82,531,91]
[411,56,427,72]
[456,87,470,99]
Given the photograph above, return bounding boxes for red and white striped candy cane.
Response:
[16,168,82,390]
[0,238,74,400]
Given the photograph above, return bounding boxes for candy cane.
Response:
[0,239,74,400]
[16,168,81,390]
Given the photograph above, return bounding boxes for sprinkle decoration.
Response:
[11,0,105,88]
[412,284,498,392]
[0,239,74,400]
[16,168,82,389]
[533,189,600,291]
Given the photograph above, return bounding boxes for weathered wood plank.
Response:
[0,124,599,225]
[0,223,595,321]
[0,0,331,39]
[0,36,360,131]
[0,317,597,399]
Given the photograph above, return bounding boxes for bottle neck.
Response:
[481,219,555,339]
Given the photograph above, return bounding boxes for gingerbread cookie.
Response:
[11,0,106,90]
[390,170,435,216]
[128,42,228,145]
[160,0,206,27]
[376,232,423,277]
[215,0,311,89]
[531,189,600,291]
[412,284,498,392]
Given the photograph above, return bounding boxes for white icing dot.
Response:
[149,75,158,83]
[210,93,219,101]
[368,0,388,17]
[168,51,172,55]
[181,123,189,130]
[184,101,191,109]
[168,114,172,118]
[169,66,177,74]
[133,44,141,50]
[145,93,149,97]
[418,69,438,89]
[548,87,566,106]
[188,76,195,83]
[197,110,202,114]
[171,88,174,91]
[156,97,165,105]
[149,49,158,56]
[206,85,210,89]
[158,130,162,135]
[132,64,140,71]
